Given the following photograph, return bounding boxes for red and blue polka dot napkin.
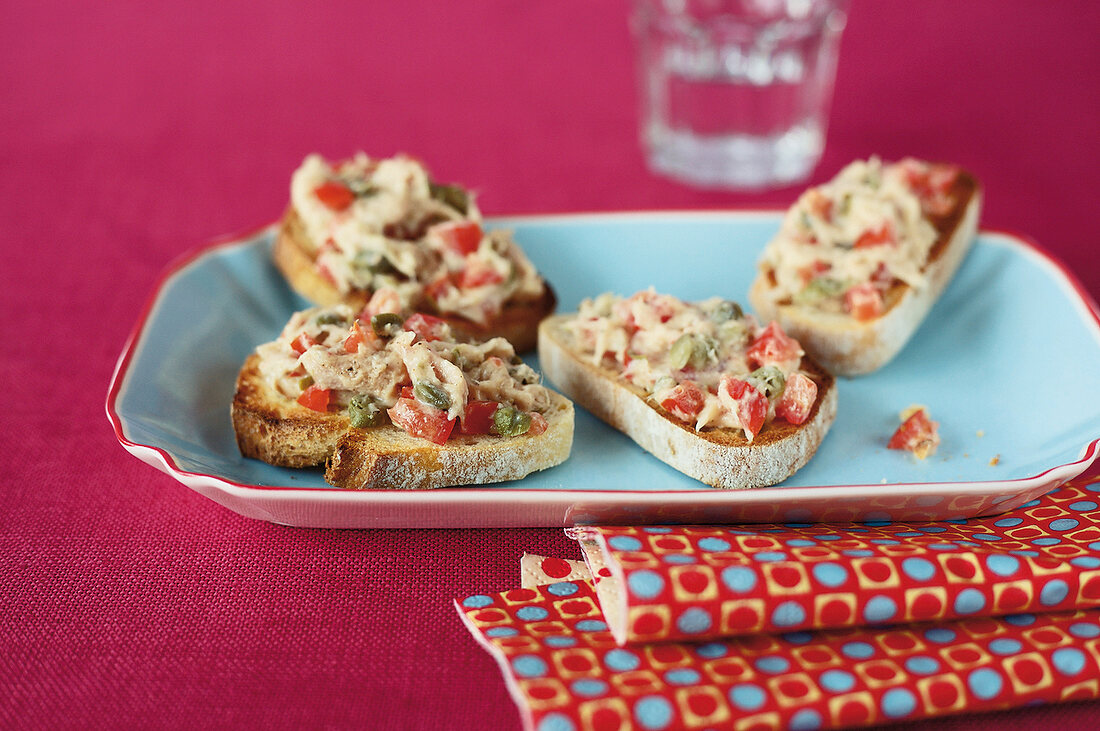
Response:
[456,473,1100,730]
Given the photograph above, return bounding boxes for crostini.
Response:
[538,290,837,489]
[748,156,981,376]
[273,152,555,351]
[232,303,574,490]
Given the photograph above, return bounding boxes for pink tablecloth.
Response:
[3,1,1098,728]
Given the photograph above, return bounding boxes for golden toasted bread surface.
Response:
[231,353,574,489]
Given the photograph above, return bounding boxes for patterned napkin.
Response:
[456,472,1100,730]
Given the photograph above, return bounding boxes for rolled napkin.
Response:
[457,579,1100,730]
[456,470,1100,729]
[572,476,1100,645]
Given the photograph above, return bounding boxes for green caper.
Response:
[414,382,452,411]
[668,334,695,370]
[748,366,786,400]
[650,375,676,396]
[492,405,532,437]
[315,312,348,326]
[709,300,743,322]
[429,181,469,214]
[794,277,847,305]
[371,312,405,337]
[347,396,383,428]
[668,333,716,371]
[717,318,749,346]
[450,347,477,371]
[352,252,396,276]
[298,375,314,390]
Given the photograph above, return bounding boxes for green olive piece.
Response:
[748,366,786,400]
[492,405,531,437]
[428,181,469,215]
[315,312,348,326]
[371,312,405,337]
[709,300,743,322]
[668,334,695,370]
[414,382,452,411]
[794,277,847,305]
[298,375,315,390]
[668,333,716,371]
[352,252,397,276]
[348,396,383,428]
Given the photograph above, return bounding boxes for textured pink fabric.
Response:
[2,1,1098,728]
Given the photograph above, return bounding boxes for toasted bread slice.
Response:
[274,208,556,352]
[538,316,837,490]
[232,353,574,490]
[749,169,981,376]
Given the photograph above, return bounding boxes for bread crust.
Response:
[537,317,837,490]
[273,208,556,351]
[749,172,981,376]
[231,353,574,490]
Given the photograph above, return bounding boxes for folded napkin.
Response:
[456,471,1100,730]
[571,480,1100,646]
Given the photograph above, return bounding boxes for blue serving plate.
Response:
[108,212,1100,527]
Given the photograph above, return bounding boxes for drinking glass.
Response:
[633,0,849,189]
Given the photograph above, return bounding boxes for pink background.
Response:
[3,1,1098,728]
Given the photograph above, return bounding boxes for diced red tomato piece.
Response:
[387,397,456,445]
[660,381,706,423]
[854,222,896,248]
[359,288,403,322]
[432,221,483,256]
[871,262,894,288]
[459,261,505,289]
[845,283,885,321]
[313,181,355,211]
[797,260,832,285]
[528,412,549,436]
[400,385,415,399]
[296,385,332,412]
[738,393,767,440]
[461,401,500,435]
[899,159,960,216]
[723,377,749,400]
[403,313,449,342]
[425,273,457,303]
[291,333,317,354]
[747,322,802,369]
[721,377,768,439]
[775,373,818,425]
[888,408,940,458]
[344,319,374,353]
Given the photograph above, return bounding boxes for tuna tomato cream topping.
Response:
[255,301,554,444]
[757,156,963,320]
[290,152,545,324]
[563,290,820,442]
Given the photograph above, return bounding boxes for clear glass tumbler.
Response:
[633,0,849,190]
